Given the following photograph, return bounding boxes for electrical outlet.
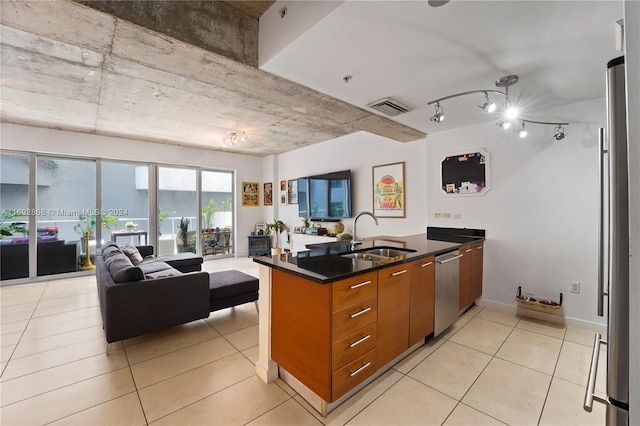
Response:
[571,281,580,294]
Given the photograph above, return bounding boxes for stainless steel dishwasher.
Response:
[434,250,462,336]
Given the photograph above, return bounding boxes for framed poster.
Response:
[264,182,273,206]
[441,149,490,196]
[287,179,298,204]
[242,181,259,206]
[280,180,286,191]
[280,193,287,206]
[373,161,405,218]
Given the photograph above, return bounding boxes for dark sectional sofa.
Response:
[0,239,80,280]
[96,242,209,343]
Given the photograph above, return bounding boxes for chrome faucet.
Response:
[351,211,379,247]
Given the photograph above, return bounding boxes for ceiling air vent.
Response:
[367,97,411,116]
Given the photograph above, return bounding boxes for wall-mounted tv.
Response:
[298,170,352,221]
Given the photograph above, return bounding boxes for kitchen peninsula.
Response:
[253,231,484,415]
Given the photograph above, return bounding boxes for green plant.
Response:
[178,217,190,246]
[266,220,286,248]
[101,215,118,232]
[338,232,353,241]
[301,216,311,228]
[73,213,97,236]
[202,199,217,228]
[1,211,26,237]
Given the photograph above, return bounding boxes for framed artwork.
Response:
[280,193,287,206]
[242,181,259,206]
[280,180,286,191]
[440,149,490,196]
[264,182,273,206]
[287,179,298,204]
[373,161,405,218]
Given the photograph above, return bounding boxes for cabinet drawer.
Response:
[332,272,377,312]
[332,348,377,401]
[332,322,377,371]
[332,298,377,340]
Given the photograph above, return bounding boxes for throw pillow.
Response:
[122,244,143,265]
[145,269,183,279]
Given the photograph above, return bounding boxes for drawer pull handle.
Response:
[420,261,433,268]
[349,361,372,377]
[465,249,472,253]
[477,246,483,250]
[350,280,372,290]
[349,307,371,318]
[349,334,371,348]
[391,269,408,277]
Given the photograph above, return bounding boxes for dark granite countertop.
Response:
[252,233,484,284]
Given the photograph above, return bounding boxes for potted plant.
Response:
[202,199,217,230]
[177,217,191,253]
[266,219,286,255]
[301,216,311,234]
[125,221,137,231]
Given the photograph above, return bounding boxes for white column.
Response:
[255,264,278,382]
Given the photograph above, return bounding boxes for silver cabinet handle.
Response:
[476,246,483,250]
[350,280,371,290]
[391,269,407,277]
[349,361,372,377]
[465,249,472,253]
[437,254,463,264]
[349,307,371,318]
[349,334,371,348]
[420,261,433,268]
[584,332,608,411]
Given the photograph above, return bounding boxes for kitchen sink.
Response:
[341,246,416,262]
[359,247,416,257]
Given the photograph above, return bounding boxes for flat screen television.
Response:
[298,170,352,221]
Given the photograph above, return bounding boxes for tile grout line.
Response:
[536,326,569,425]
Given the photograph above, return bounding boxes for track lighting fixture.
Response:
[516,122,527,138]
[430,102,445,123]
[223,131,247,146]
[498,120,511,130]
[479,92,497,113]
[427,75,569,140]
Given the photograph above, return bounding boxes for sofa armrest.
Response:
[136,245,154,258]
[103,271,210,343]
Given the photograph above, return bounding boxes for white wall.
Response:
[267,131,428,243]
[426,98,606,327]
[0,124,264,255]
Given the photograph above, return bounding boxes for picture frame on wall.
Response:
[440,149,490,196]
[264,182,273,206]
[287,179,298,204]
[372,161,405,218]
[280,193,287,206]
[242,181,259,206]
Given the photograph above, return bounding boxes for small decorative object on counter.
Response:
[333,221,345,235]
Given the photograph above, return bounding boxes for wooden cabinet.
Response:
[377,263,411,367]
[409,256,435,346]
[458,244,473,310]
[458,242,484,310]
[271,270,378,402]
[469,242,484,302]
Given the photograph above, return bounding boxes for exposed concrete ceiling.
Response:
[0,1,424,157]
[1,1,624,157]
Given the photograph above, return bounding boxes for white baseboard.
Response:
[476,299,607,335]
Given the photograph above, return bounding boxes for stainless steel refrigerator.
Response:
[584,55,629,425]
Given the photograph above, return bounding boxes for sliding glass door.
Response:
[201,170,234,257]
[157,167,197,255]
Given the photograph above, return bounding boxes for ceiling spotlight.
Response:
[516,122,527,138]
[498,120,511,130]
[505,104,519,119]
[430,102,445,123]
[479,92,496,113]
[223,131,247,146]
[554,126,566,140]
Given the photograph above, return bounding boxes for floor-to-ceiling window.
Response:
[201,170,234,257]
[36,156,96,276]
[0,153,31,280]
[102,162,149,247]
[158,167,197,255]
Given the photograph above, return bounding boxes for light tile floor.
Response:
[1,257,606,425]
